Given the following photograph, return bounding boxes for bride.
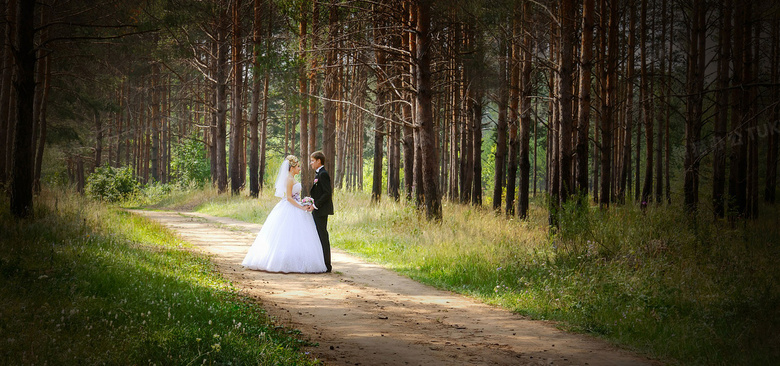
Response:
[242,155,327,273]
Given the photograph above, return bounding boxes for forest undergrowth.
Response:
[0,189,322,365]
[145,186,780,365]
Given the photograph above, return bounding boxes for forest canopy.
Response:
[1,0,778,223]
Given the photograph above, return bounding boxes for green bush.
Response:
[85,165,138,202]
[171,136,211,187]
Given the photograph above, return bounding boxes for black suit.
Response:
[311,167,333,271]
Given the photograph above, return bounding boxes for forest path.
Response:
[128,209,659,366]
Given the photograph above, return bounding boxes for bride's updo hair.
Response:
[286,155,300,169]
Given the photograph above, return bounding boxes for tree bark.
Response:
[767,15,779,204]
[215,2,229,193]
[471,99,483,206]
[654,0,666,204]
[415,0,441,221]
[298,2,311,194]
[713,0,732,216]
[323,0,338,168]
[517,0,533,219]
[600,0,618,208]
[371,13,386,203]
[505,4,520,216]
[259,5,272,192]
[639,0,653,207]
[306,1,320,191]
[33,7,50,194]
[150,63,159,181]
[492,36,508,212]
[619,0,636,204]
[746,11,759,218]
[95,108,104,170]
[558,0,575,205]
[729,1,748,219]
[684,0,706,214]
[33,52,49,194]
[576,0,594,196]
[10,0,36,218]
[249,0,262,198]
[0,0,16,187]
[404,3,416,201]
[229,0,244,195]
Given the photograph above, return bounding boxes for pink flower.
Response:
[313,178,319,184]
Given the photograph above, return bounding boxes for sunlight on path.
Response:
[128,209,660,366]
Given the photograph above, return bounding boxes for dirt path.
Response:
[129,210,660,366]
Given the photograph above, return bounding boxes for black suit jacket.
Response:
[311,167,334,216]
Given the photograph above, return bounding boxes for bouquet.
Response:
[301,196,314,206]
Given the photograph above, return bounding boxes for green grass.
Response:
[0,190,321,365]
[147,187,780,365]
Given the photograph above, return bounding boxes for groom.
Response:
[308,151,333,272]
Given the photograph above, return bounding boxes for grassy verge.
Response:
[145,187,780,365]
[0,190,321,365]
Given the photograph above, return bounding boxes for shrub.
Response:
[85,165,138,202]
[171,136,211,187]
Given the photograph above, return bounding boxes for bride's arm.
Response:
[285,178,307,210]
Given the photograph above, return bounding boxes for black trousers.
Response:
[313,215,331,271]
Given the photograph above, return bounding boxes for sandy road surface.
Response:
[129,210,660,366]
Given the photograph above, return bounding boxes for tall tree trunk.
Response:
[654,0,666,204]
[633,0,641,203]
[518,0,533,219]
[639,0,653,207]
[10,0,35,218]
[116,83,123,167]
[215,3,229,193]
[729,1,748,219]
[297,1,310,195]
[209,40,218,185]
[684,0,706,213]
[416,0,441,221]
[371,15,386,203]
[506,4,520,216]
[403,3,416,201]
[0,0,16,187]
[388,64,401,201]
[600,0,618,208]
[95,108,104,170]
[549,13,560,226]
[492,36,508,212]
[249,0,262,198]
[259,5,272,192]
[746,12,759,218]
[229,0,244,194]
[460,48,473,205]
[306,1,320,190]
[150,64,159,181]
[619,0,636,204]
[665,1,673,204]
[471,98,483,206]
[33,49,50,194]
[576,0,595,196]
[533,102,538,197]
[713,0,732,216]
[323,0,338,168]
[767,15,779,204]
[406,1,418,202]
[558,0,575,205]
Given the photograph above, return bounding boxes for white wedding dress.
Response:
[242,182,327,273]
